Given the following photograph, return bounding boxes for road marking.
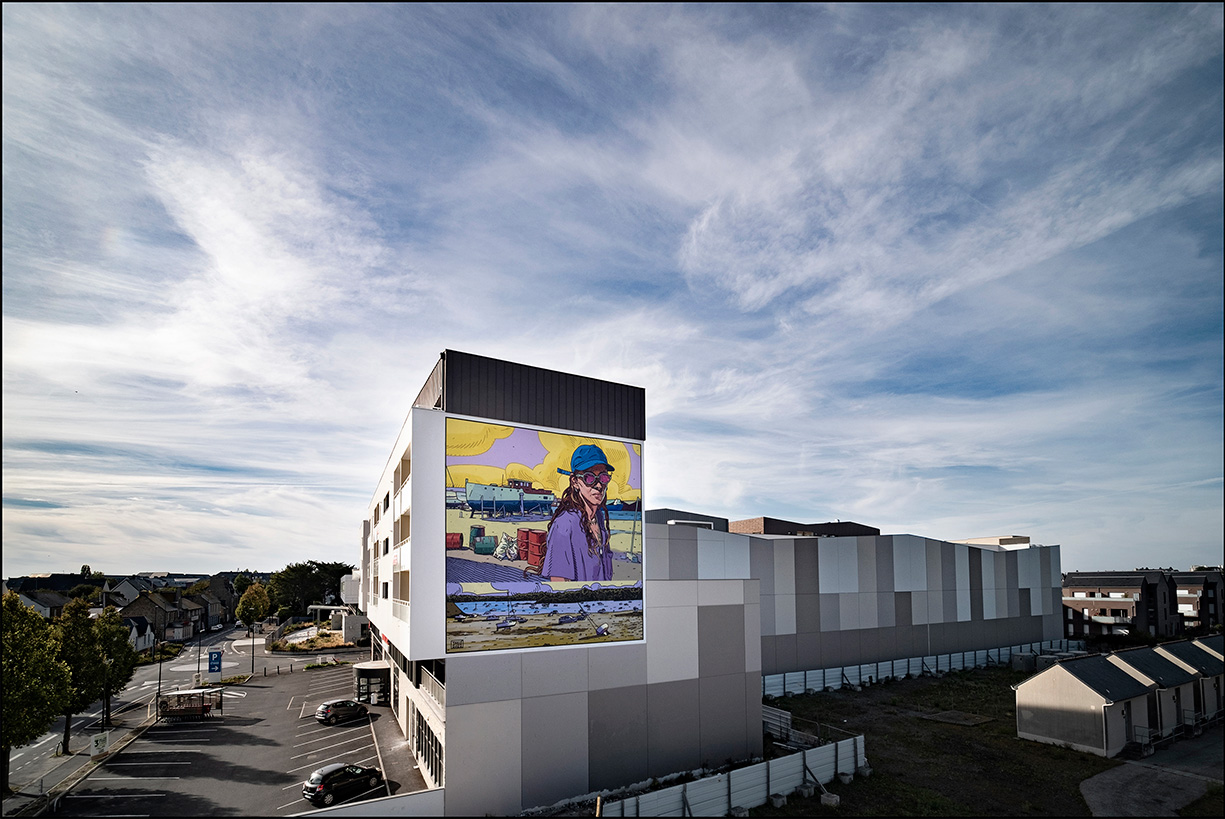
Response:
[289,734,372,760]
[292,725,369,747]
[11,752,24,761]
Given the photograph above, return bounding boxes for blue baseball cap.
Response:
[557,444,615,476]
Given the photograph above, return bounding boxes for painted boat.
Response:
[464,479,556,516]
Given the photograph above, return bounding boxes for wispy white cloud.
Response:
[2,3,1221,577]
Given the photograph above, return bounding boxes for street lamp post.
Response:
[155,635,163,722]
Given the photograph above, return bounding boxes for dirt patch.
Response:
[920,710,992,726]
[753,667,1120,816]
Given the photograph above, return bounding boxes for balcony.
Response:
[421,666,445,710]
[392,598,409,622]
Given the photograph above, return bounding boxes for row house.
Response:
[1015,635,1223,757]
[119,589,197,642]
[1062,570,1180,638]
[1171,570,1224,631]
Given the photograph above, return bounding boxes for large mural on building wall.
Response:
[444,418,643,653]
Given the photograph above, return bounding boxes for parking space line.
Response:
[292,726,369,747]
[286,747,375,774]
[289,735,373,760]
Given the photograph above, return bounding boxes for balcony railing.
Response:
[421,666,445,709]
[393,598,409,622]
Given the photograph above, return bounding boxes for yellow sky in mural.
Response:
[445,421,640,503]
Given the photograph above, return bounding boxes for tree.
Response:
[270,563,323,617]
[235,583,270,630]
[80,564,92,577]
[2,592,69,794]
[68,583,101,602]
[233,574,253,599]
[310,561,356,606]
[269,561,355,617]
[53,598,106,755]
[94,607,138,727]
[185,579,210,595]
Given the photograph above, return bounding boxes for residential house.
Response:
[123,616,156,653]
[17,590,71,620]
[1171,569,1224,631]
[1015,653,1156,757]
[1107,646,1200,740]
[1154,639,1225,723]
[1062,571,1180,638]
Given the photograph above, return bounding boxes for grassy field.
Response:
[749,666,1171,817]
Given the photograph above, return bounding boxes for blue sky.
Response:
[3,4,1221,578]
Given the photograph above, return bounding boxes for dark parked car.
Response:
[302,762,383,806]
[315,699,369,725]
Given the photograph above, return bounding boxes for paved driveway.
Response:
[1080,723,1224,817]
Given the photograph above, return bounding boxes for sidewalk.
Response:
[366,704,430,797]
[2,714,157,817]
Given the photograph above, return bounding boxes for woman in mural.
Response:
[542,444,614,582]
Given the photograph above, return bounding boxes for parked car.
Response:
[315,699,369,725]
[302,762,383,807]
[234,620,244,629]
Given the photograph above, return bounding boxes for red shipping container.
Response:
[446,533,463,550]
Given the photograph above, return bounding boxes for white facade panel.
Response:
[645,605,699,684]
[956,545,970,591]
[696,529,727,579]
[957,587,971,622]
[819,538,858,593]
[981,549,996,591]
[893,535,927,592]
[838,593,859,631]
[698,579,745,607]
[409,408,447,660]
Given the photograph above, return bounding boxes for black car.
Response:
[302,763,383,806]
[315,699,369,725]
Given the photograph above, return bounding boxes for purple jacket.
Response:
[542,508,612,582]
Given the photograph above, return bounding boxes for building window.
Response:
[382,582,389,600]
[415,712,444,787]
[383,538,390,556]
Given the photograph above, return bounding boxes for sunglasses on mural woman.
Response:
[576,471,611,487]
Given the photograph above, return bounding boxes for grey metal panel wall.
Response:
[441,350,646,440]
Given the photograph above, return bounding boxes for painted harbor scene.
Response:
[445,418,643,653]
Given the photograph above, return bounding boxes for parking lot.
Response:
[57,664,412,816]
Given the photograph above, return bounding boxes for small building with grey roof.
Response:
[1015,653,1156,758]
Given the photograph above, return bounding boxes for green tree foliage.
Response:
[269,561,354,617]
[2,592,70,794]
[184,579,211,595]
[233,574,253,599]
[68,583,101,602]
[235,583,270,630]
[311,561,355,607]
[54,598,107,755]
[94,607,138,727]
